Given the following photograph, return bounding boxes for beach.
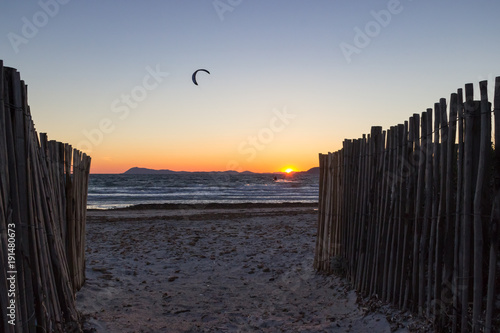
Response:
[76,204,428,332]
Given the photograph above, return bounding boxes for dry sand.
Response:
[76,204,430,332]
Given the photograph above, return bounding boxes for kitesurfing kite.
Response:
[192,69,210,85]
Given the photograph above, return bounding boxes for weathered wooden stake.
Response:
[485,77,500,333]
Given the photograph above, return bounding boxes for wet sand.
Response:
[76,204,429,332]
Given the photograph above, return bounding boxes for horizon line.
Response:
[89,166,319,175]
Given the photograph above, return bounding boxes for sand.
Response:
[76,204,430,332]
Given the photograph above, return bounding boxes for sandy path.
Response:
[77,207,400,332]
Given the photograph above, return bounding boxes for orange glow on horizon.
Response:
[86,145,318,174]
[89,159,314,174]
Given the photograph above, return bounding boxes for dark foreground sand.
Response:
[76,204,430,332]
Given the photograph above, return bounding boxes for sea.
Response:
[87,172,319,210]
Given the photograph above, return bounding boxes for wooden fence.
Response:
[0,61,91,332]
[315,78,499,332]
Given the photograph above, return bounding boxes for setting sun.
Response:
[280,166,297,173]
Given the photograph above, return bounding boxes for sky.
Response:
[1,0,499,173]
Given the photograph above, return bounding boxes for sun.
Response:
[280,166,296,174]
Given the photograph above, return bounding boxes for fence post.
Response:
[485,77,500,333]
[314,153,326,271]
[461,83,479,332]
[471,81,491,332]
[411,112,424,313]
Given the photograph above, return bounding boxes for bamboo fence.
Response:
[0,61,91,332]
[315,78,499,332]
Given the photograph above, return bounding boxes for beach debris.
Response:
[192,68,210,85]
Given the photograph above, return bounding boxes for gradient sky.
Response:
[1,0,499,173]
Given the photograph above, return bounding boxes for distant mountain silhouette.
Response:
[122,167,319,175]
[122,167,255,175]
[302,167,319,175]
[123,167,179,174]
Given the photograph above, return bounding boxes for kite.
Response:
[192,69,210,85]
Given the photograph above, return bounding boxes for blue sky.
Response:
[1,0,499,172]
